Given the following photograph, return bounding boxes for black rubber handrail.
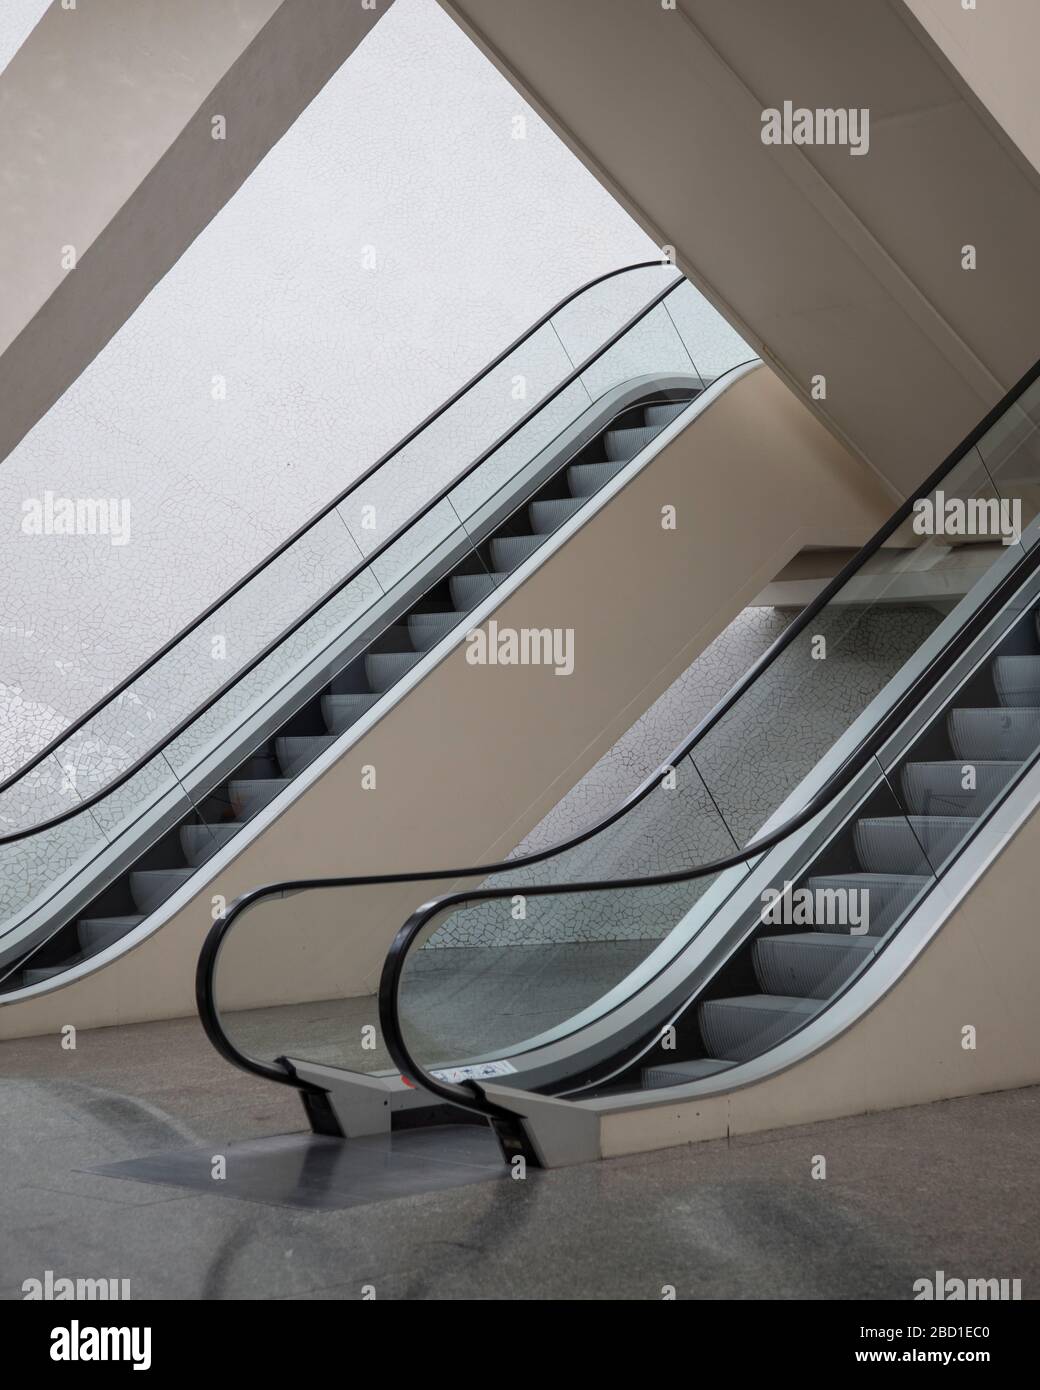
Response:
[0,263,686,845]
[195,349,1040,1105]
[0,259,674,813]
[377,522,1040,1120]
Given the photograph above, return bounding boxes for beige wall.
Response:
[441,0,1040,499]
[904,0,1040,174]
[0,366,893,1039]
[0,0,392,468]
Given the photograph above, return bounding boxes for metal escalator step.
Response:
[948,707,1040,761]
[642,1057,735,1088]
[407,610,461,651]
[566,459,626,498]
[993,655,1040,708]
[699,994,821,1062]
[228,778,291,820]
[448,571,505,611]
[752,932,875,1000]
[900,760,1019,818]
[321,692,379,733]
[275,735,337,777]
[179,823,244,867]
[603,423,659,462]
[364,650,423,693]
[528,497,585,534]
[128,868,196,915]
[853,816,975,875]
[804,873,931,937]
[77,916,145,953]
[644,400,692,428]
[489,533,543,572]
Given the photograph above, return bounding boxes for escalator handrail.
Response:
[0,264,689,846]
[0,259,676,813]
[376,467,1040,1119]
[194,349,1040,1109]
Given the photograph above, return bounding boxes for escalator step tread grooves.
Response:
[900,760,1019,817]
[853,816,978,875]
[321,692,380,734]
[993,655,1040,707]
[180,822,245,866]
[128,867,195,914]
[948,706,1040,760]
[752,932,875,999]
[228,778,292,819]
[566,459,627,497]
[805,873,930,936]
[528,497,585,533]
[642,1057,735,1088]
[699,994,821,1063]
[77,916,145,952]
[407,611,461,650]
[448,572,505,609]
[603,423,660,462]
[275,735,338,777]
[489,533,543,571]
[364,650,423,693]
[644,401,691,428]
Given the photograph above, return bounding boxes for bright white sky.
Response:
[0,0,49,76]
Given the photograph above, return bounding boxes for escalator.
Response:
[197,350,1040,1165]
[0,260,755,1006]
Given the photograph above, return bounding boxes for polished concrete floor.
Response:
[1,1014,1038,1300]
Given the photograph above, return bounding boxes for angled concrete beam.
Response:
[440,0,1040,497]
[0,0,393,468]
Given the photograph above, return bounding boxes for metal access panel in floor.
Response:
[86,1125,507,1211]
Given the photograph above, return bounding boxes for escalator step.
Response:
[948,707,1040,761]
[180,822,244,867]
[364,650,423,693]
[853,816,976,875]
[22,957,85,987]
[993,655,1040,708]
[228,778,291,820]
[449,571,505,611]
[566,459,626,497]
[642,1057,735,1088]
[752,932,876,1000]
[699,994,821,1062]
[644,400,692,428]
[275,735,338,777]
[528,497,585,534]
[321,692,379,733]
[603,423,659,462]
[900,759,1019,817]
[407,610,461,651]
[489,533,543,572]
[128,868,196,915]
[805,873,931,936]
[77,916,144,954]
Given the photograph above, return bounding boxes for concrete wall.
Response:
[904,0,1040,174]
[440,0,1040,498]
[0,365,893,1038]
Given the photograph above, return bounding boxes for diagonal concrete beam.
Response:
[0,0,394,469]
